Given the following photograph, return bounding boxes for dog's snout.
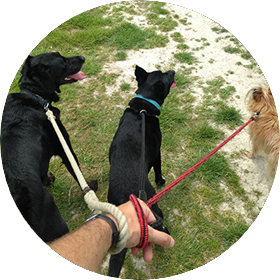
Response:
[167,70,175,78]
[79,56,85,63]
[69,56,85,64]
[167,70,175,76]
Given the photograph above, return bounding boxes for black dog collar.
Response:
[128,97,161,116]
[20,89,49,111]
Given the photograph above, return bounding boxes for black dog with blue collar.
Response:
[107,65,176,277]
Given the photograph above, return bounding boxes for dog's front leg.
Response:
[154,152,166,186]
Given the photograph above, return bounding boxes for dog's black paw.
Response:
[88,180,98,192]
[155,177,166,186]
[46,173,55,186]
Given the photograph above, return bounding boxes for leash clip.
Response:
[138,190,147,202]
[253,111,260,121]
[139,109,147,116]
[44,103,49,112]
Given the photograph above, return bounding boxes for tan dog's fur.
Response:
[246,87,279,179]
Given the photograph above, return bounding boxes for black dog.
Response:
[1,52,97,243]
[108,65,176,277]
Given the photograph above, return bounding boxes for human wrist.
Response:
[85,214,119,249]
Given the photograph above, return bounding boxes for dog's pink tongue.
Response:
[171,80,176,88]
[67,71,87,80]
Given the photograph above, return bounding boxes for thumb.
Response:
[148,225,175,248]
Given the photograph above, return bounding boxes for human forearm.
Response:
[48,200,174,272]
[49,216,114,272]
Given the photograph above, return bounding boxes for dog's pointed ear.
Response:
[135,65,148,86]
[21,55,34,76]
[26,55,34,62]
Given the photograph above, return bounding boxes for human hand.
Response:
[118,199,175,262]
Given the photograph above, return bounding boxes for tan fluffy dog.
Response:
[246,87,279,179]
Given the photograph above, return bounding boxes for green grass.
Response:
[174,52,198,64]
[7,2,259,279]
[211,26,228,34]
[120,82,131,92]
[214,105,242,127]
[171,32,185,43]
[224,46,241,54]
[115,51,127,61]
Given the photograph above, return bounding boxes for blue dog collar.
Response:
[134,94,161,111]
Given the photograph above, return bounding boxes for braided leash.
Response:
[45,109,128,254]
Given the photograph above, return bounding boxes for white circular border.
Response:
[1,1,279,279]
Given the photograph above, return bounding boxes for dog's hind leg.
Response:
[46,173,56,186]
[108,248,127,277]
[150,203,170,234]
[153,153,165,186]
[267,151,278,179]
[247,141,260,159]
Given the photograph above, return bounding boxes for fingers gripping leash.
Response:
[129,194,149,249]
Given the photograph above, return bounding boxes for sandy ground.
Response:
[99,1,275,275]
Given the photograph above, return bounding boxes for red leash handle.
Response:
[129,194,148,249]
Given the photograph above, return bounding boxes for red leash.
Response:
[131,113,259,248]
[146,114,258,207]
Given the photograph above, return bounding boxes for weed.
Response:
[241,51,252,60]
[173,72,193,88]
[171,32,185,43]
[120,82,131,92]
[214,104,242,127]
[177,43,190,50]
[109,22,147,50]
[220,86,236,99]
[179,19,188,25]
[224,46,241,54]
[150,1,170,15]
[115,51,127,61]
[203,77,225,95]
[211,26,228,34]
[174,52,198,64]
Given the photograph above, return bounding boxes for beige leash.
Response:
[45,108,128,254]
